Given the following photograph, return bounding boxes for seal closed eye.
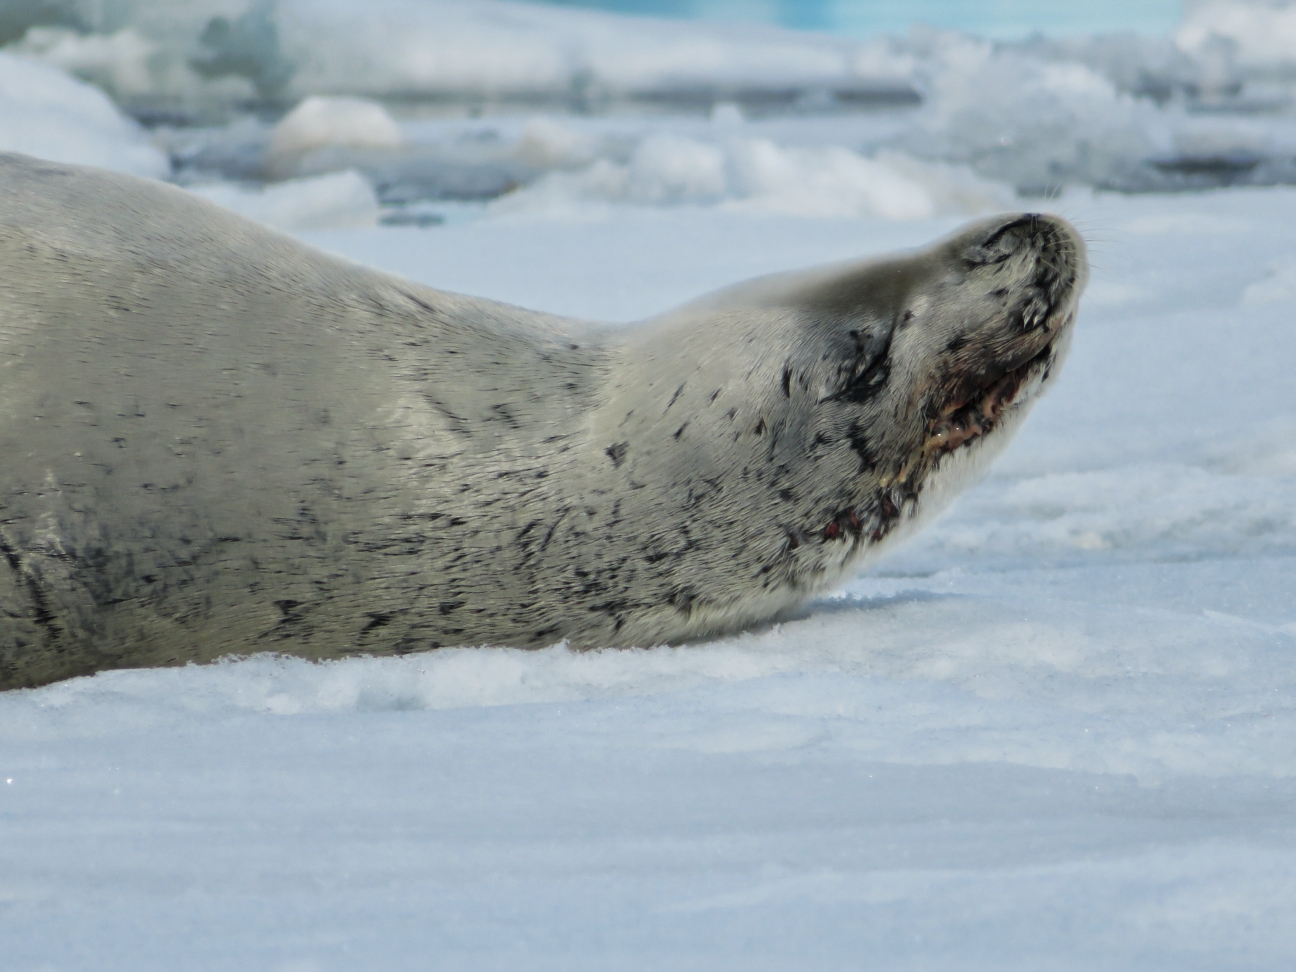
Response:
[0,153,1087,689]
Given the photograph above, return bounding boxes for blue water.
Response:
[529,0,1183,38]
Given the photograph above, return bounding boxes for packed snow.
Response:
[0,51,167,178]
[2,1,1296,969]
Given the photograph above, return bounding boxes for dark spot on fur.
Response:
[404,292,437,315]
[946,335,968,353]
[673,422,689,440]
[665,383,685,411]
[274,599,303,623]
[605,442,628,467]
[781,365,792,398]
[439,600,465,614]
[846,421,877,474]
[0,535,62,642]
[754,418,766,436]
[822,509,863,541]
[362,613,390,632]
[837,356,890,404]
[669,586,697,613]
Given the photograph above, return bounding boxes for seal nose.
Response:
[962,213,1084,333]
[967,213,1074,267]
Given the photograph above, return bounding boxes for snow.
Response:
[14,1,1296,194]
[0,51,168,178]
[2,1,1296,967]
[266,96,403,165]
[1177,0,1296,76]
[187,169,381,231]
[5,0,910,105]
[3,180,1295,968]
[493,133,1014,219]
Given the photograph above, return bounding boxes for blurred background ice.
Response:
[8,0,1296,225]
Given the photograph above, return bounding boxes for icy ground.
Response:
[2,183,1295,969]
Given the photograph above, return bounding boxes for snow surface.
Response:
[3,179,1296,969]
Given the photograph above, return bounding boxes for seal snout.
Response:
[967,212,1085,334]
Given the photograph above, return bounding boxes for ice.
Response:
[1177,0,1296,78]
[895,31,1170,193]
[493,127,1013,219]
[0,51,167,178]
[11,1,1296,195]
[186,169,380,231]
[266,95,404,173]
[1242,253,1296,306]
[3,176,1295,967]
[4,0,913,108]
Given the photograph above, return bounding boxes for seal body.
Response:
[0,153,1086,689]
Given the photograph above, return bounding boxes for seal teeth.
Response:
[923,417,983,456]
[940,397,970,418]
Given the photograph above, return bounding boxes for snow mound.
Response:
[897,32,1165,193]
[268,95,403,158]
[0,52,168,178]
[494,131,1013,220]
[1176,0,1296,78]
[187,169,379,230]
[510,116,610,171]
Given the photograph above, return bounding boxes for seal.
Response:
[0,152,1086,689]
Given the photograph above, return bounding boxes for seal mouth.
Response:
[921,343,1051,460]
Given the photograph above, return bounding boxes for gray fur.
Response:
[0,153,1087,689]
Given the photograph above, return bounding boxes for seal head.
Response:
[605,212,1085,641]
